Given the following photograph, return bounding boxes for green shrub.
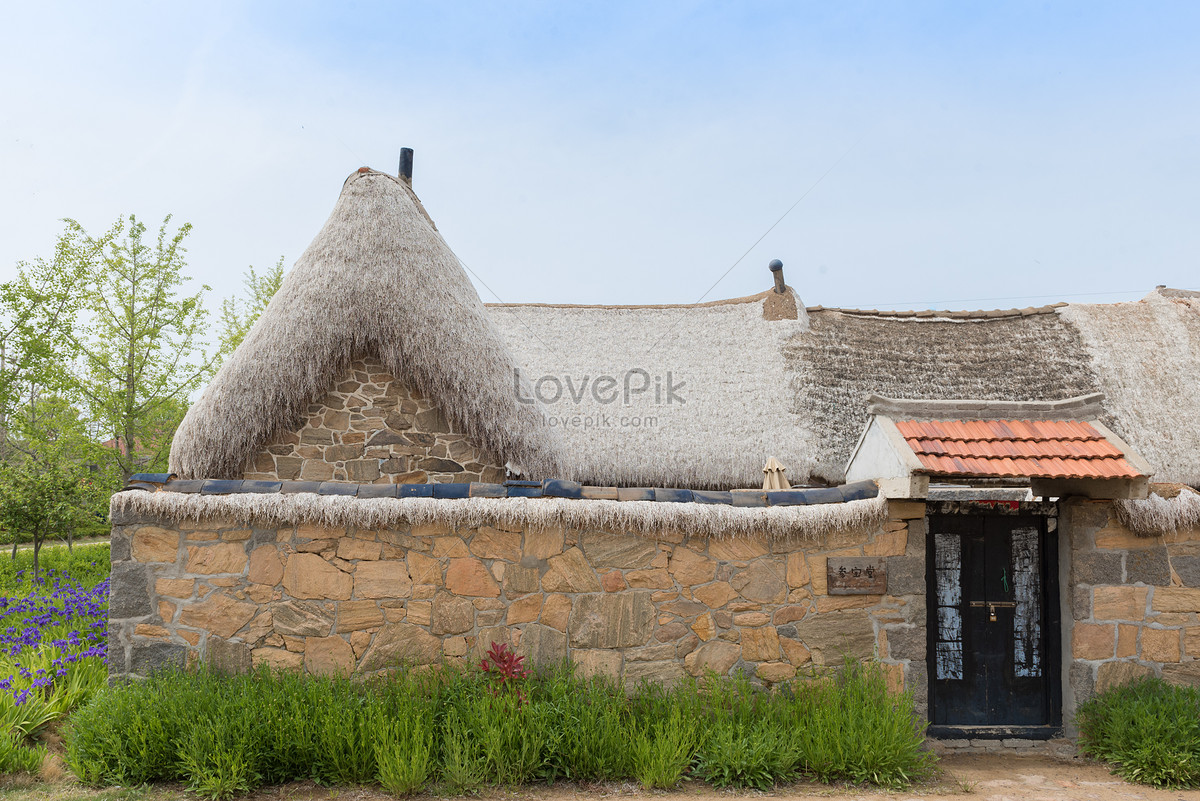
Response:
[67,658,935,795]
[0,729,45,775]
[1077,676,1200,789]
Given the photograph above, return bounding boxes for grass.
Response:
[1077,676,1200,789]
[65,658,934,799]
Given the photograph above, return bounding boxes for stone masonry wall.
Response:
[108,501,928,707]
[244,358,506,485]
[1065,498,1200,712]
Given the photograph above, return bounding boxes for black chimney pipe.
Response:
[398,148,414,185]
[769,259,786,293]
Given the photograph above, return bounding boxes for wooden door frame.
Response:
[924,501,1062,739]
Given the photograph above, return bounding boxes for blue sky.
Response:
[2,1,1197,311]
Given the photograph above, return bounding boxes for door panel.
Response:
[928,514,1054,727]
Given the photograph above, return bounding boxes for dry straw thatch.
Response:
[488,290,810,489]
[111,489,888,543]
[1061,291,1200,486]
[1115,485,1200,538]
[170,170,563,481]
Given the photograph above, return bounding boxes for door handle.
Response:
[969,601,1016,622]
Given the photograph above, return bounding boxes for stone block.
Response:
[1174,556,1200,587]
[282,553,352,600]
[1126,547,1170,586]
[272,600,334,636]
[180,594,258,639]
[709,536,769,562]
[730,561,786,604]
[572,649,621,679]
[132,527,180,563]
[780,637,811,665]
[741,626,780,662]
[109,562,152,618]
[338,601,383,632]
[1094,586,1148,620]
[865,528,907,557]
[1072,551,1123,585]
[1095,525,1157,550]
[304,636,356,676]
[626,568,672,589]
[155,578,194,599]
[581,531,657,569]
[1095,660,1152,692]
[248,546,284,585]
[568,592,655,649]
[506,593,542,624]
[1152,587,1200,614]
[1117,623,1138,657]
[468,526,522,562]
[355,561,414,599]
[885,556,924,596]
[432,592,475,635]
[693,581,738,608]
[1072,623,1115,660]
[733,611,770,627]
[359,623,442,670]
[683,640,740,676]
[785,552,811,588]
[691,614,716,641]
[669,547,717,585]
[519,624,568,667]
[524,526,565,559]
[1141,628,1181,662]
[1072,586,1091,621]
[793,609,876,664]
[185,542,248,575]
[129,641,186,676]
[444,558,499,597]
[207,637,252,674]
[541,549,600,593]
[541,595,572,630]
[504,564,540,596]
[601,571,627,592]
[337,539,382,561]
[1162,662,1200,687]
[889,501,926,520]
[624,661,684,686]
[886,625,924,661]
[1069,662,1095,704]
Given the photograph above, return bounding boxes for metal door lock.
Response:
[970,600,1016,622]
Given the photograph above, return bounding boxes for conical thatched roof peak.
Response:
[170,168,564,480]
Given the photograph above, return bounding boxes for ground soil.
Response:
[2,753,1198,801]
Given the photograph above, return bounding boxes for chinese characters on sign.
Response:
[826,557,887,595]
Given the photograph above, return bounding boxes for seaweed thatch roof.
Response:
[171,167,1199,492]
[169,169,563,481]
[489,290,1200,489]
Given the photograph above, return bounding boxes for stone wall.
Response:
[244,358,505,485]
[1064,498,1200,713]
[107,500,928,707]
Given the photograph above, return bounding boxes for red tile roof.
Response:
[894,419,1144,480]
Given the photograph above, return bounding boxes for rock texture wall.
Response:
[107,501,927,706]
[244,358,506,485]
[1065,499,1200,711]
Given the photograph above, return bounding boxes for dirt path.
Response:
[6,753,1198,801]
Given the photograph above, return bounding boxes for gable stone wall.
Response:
[244,358,506,485]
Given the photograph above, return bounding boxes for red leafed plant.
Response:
[480,641,528,702]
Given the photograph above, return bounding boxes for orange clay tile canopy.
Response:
[895,419,1145,480]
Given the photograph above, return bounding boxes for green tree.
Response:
[217,257,285,358]
[0,393,96,576]
[62,215,213,482]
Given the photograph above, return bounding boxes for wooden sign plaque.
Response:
[827,557,887,595]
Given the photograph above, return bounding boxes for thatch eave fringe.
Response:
[110,491,888,543]
[1114,487,1200,538]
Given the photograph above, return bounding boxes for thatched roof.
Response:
[489,291,1199,489]
[169,167,1197,493]
[487,290,809,490]
[169,169,563,480]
